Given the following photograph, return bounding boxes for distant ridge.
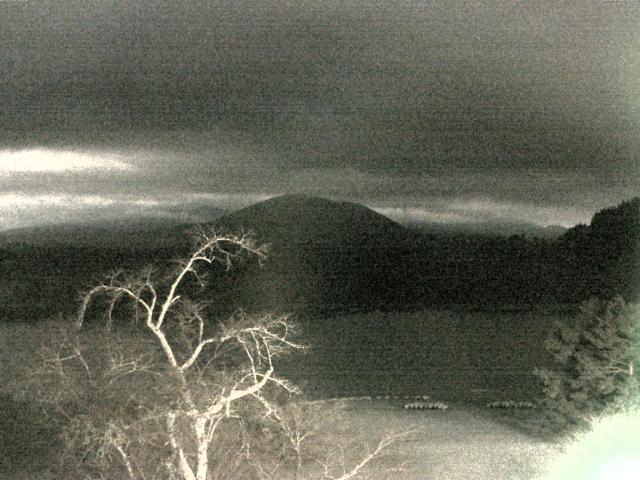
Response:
[406,220,567,239]
[0,217,191,249]
[1,194,637,321]
[557,196,640,300]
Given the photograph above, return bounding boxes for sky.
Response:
[1,0,639,230]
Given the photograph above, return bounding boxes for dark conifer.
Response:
[536,296,639,430]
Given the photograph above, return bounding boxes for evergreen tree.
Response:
[536,296,639,430]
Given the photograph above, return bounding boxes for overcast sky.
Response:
[1,0,639,229]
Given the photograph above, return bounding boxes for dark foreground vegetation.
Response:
[536,296,640,433]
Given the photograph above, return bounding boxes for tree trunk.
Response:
[195,417,210,480]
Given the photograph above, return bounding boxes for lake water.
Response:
[276,308,574,402]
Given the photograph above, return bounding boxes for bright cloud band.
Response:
[0,149,135,174]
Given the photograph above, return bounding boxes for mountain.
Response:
[215,194,411,247]
[1,194,637,321]
[205,195,577,312]
[558,197,640,301]
[208,194,425,313]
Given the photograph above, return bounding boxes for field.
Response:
[331,400,563,480]
[0,308,573,479]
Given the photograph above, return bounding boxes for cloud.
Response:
[0,191,274,230]
[0,149,135,174]
[0,193,115,208]
[3,1,638,183]
[374,198,590,227]
[0,2,637,229]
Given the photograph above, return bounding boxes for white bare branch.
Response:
[155,230,267,330]
[78,284,152,328]
[179,338,218,372]
[114,444,136,480]
[41,228,409,480]
[167,412,197,480]
[323,431,412,480]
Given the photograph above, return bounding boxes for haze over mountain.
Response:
[0,218,187,250]
[0,205,227,248]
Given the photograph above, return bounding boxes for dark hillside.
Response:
[0,218,191,250]
[557,197,640,301]
[0,245,182,320]
[212,195,640,311]
[217,194,410,242]
[0,219,192,320]
[411,198,639,307]
[408,220,567,239]
[210,194,426,313]
[0,195,637,321]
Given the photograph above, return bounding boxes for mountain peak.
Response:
[234,193,371,214]
[215,194,408,244]
[208,194,417,313]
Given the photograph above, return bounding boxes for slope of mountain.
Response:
[209,194,425,314]
[216,193,412,248]
[1,194,637,321]
[0,217,196,320]
[558,197,640,300]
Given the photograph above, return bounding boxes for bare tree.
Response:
[30,229,403,479]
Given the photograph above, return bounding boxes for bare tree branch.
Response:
[32,228,409,480]
[324,431,413,480]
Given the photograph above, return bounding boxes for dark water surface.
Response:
[277,308,573,402]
